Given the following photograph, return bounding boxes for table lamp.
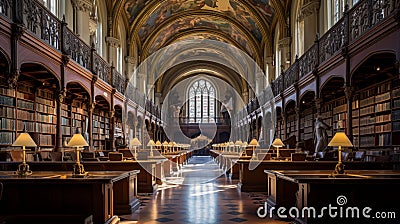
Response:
[12,129,37,176]
[241,142,248,156]
[155,140,162,153]
[272,138,285,158]
[328,132,353,175]
[234,140,243,153]
[228,141,235,153]
[147,139,155,157]
[249,139,259,159]
[130,137,142,159]
[169,141,175,153]
[67,128,89,177]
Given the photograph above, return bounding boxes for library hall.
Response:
[0,0,400,223]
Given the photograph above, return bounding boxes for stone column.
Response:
[278,37,291,70]
[298,0,319,51]
[265,56,274,83]
[71,0,92,45]
[125,56,136,83]
[106,36,120,68]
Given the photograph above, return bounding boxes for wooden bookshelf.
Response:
[0,77,56,148]
[286,113,296,139]
[352,81,395,150]
[300,108,314,140]
[93,109,110,150]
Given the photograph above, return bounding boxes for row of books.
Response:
[36,123,56,134]
[62,126,71,135]
[0,87,15,97]
[37,113,56,123]
[375,92,391,103]
[375,123,391,133]
[16,120,35,132]
[333,112,346,121]
[393,110,400,121]
[360,96,375,107]
[359,116,375,126]
[36,103,56,115]
[17,100,34,110]
[37,89,54,100]
[36,97,55,107]
[393,88,400,98]
[360,136,376,146]
[61,117,70,126]
[0,118,15,130]
[18,85,34,94]
[360,105,375,116]
[0,132,14,144]
[360,125,375,135]
[375,102,391,112]
[39,135,53,146]
[394,99,400,109]
[333,104,347,114]
[17,109,35,121]
[393,121,400,131]
[0,95,15,106]
[375,114,391,123]
[0,107,15,117]
[378,133,391,146]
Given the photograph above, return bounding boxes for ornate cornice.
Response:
[106,36,120,48]
[71,0,93,13]
[298,1,320,21]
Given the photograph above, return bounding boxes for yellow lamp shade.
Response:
[234,140,243,146]
[12,133,37,147]
[155,140,162,146]
[130,137,142,146]
[147,140,155,146]
[328,132,353,147]
[249,139,259,147]
[229,141,235,146]
[162,141,169,146]
[272,138,285,147]
[67,134,89,147]
[168,142,174,147]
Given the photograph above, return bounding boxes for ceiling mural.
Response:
[173,33,229,44]
[124,0,264,44]
[146,15,254,56]
[248,0,274,19]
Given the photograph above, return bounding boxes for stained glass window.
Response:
[188,79,216,123]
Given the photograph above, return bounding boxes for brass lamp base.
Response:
[330,162,345,177]
[72,162,88,177]
[16,163,32,176]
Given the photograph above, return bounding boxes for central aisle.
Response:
[120,156,288,224]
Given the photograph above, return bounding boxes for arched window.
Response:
[188,79,216,123]
[41,0,60,18]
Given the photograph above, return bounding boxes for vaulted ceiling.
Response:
[116,0,292,99]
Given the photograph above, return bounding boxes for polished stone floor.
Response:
[120,156,289,223]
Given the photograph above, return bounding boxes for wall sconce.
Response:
[67,128,89,177]
[12,130,37,176]
[328,132,353,175]
[272,138,285,158]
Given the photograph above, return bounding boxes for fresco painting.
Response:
[128,0,263,43]
[147,16,254,56]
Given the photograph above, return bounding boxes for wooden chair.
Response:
[108,152,123,161]
[9,150,23,162]
[49,152,62,161]
[291,153,307,161]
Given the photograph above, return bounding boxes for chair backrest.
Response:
[108,152,123,161]
[291,153,307,161]
[353,151,365,161]
[10,150,23,162]
[118,149,135,158]
[50,152,62,161]
[279,150,292,158]
[257,153,271,160]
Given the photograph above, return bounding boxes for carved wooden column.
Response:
[71,0,92,45]
[344,86,354,142]
[55,89,66,152]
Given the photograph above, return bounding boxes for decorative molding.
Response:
[278,37,291,49]
[89,18,97,36]
[298,1,320,21]
[71,0,93,13]
[105,36,120,48]
[125,56,136,64]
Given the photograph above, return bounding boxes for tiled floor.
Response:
[120,156,289,223]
